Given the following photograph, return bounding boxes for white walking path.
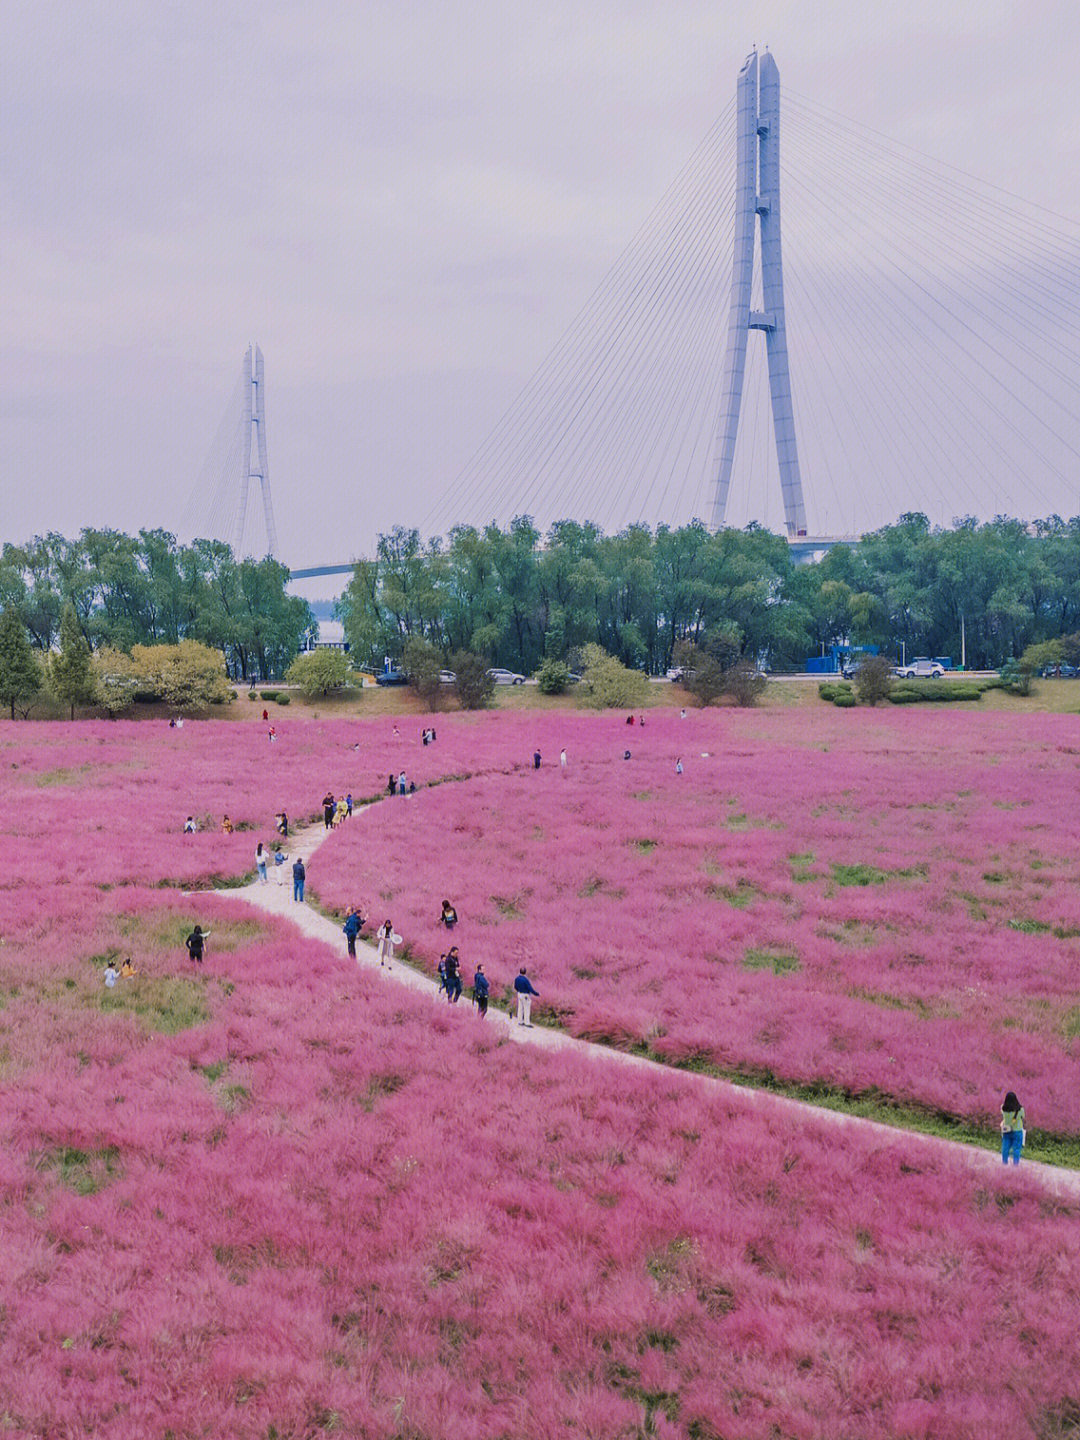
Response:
[213,803,1080,1200]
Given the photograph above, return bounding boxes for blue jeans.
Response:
[1002,1130,1023,1165]
[293,879,305,902]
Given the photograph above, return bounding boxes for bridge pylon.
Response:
[711,50,807,537]
[235,343,278,558]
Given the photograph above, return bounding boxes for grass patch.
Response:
[490,893,526,918]
[117,912,265,953]
[706,880,759,909]
[36,1144,122,1195]
[633,838,659,854]
[1009,917,1054,935]
[788,852,820,883]
[743,947,800,975]
[831,862,926,887]
[100,976,210,1034]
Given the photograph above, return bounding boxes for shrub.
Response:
[260,690,280,702]
[402,637,444,710]
[819,681,854,705]
[854,655,893,707]
[276,694,290,705]
[576,644,652,710]
[725,659,767,708]
[92,646,140,717]
[833,689,857,708]
[451,650,495,710]
[285,649,353,698]
[888,681,982,704]
[535,658,572,695]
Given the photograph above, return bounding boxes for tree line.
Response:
[0,529,313,681]
[339,512,1080,674]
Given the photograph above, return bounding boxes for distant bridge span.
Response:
[287,536,858,581]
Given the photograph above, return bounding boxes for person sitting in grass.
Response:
[103,961,119,988]
[221,815,234,834]
[184,815,197,833]
[120,958,138,979]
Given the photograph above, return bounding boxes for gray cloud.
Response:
[3,0,1079,563]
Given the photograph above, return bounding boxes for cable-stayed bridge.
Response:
[187,50,1080,576]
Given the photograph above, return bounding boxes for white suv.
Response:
[894,657,945,679]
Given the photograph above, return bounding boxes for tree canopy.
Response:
[338,514,1080,674]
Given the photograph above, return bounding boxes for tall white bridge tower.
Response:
[712,50,807,536]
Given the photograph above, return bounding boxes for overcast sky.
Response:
[3,0,1080,568]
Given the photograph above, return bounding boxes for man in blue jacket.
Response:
[292,856,306,903]
[514,966,539,1027]
[473,964,490,1018]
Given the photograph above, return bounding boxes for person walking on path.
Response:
[1001,1091,1026,1165]
[376,921,398,969]
[322,792,335,830]
[345,793,353,818]
[514,966,539,1026]
[436,953,449,997]
[185,925,210,964]
[388,773,396,796]
[444,946,463,1003]
[473,964,490,1018]
[255,842,269,884]
[276,810,288,837]
[398,771,407,796]
[343,905,364,957]
[273,847,288,884]
[533,749,541,770]
[292,857,306,903]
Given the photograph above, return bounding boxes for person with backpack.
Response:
[514,966,539,1026]
[343,906,365,958]
[292,856,306,903]
[473,964,490,1018]
[185,925,210,964]
[1000,1091,1027,1165]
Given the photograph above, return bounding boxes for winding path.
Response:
[213,800,1080,1199]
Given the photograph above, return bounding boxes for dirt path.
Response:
[213,804,1080,1199]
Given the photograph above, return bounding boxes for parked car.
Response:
[375,668,408,686]
[1041,663,1078,678]
[665,666,684,682]
[439,670,457,684]
[893,657,945,679]
[486,667,526,685]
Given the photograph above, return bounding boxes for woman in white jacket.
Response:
[375,920,397,969]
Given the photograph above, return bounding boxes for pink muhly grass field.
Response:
[310,706,1080,1136]
[3,711,1080,1435]
[1,887,1080,1438]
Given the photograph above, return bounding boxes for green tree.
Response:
[576,643,651,710]
[450,650,495,709]
[402,635,444,710]
[0,607,42,718]
[92,647,141,716]
[132,641,233,712]
[285,649,353,698]
[50,602,95,719]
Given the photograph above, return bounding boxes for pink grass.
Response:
[2,710,1080,1435]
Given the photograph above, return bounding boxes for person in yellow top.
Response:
[119,958,138,979]
[1000,1091,1026,1165]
